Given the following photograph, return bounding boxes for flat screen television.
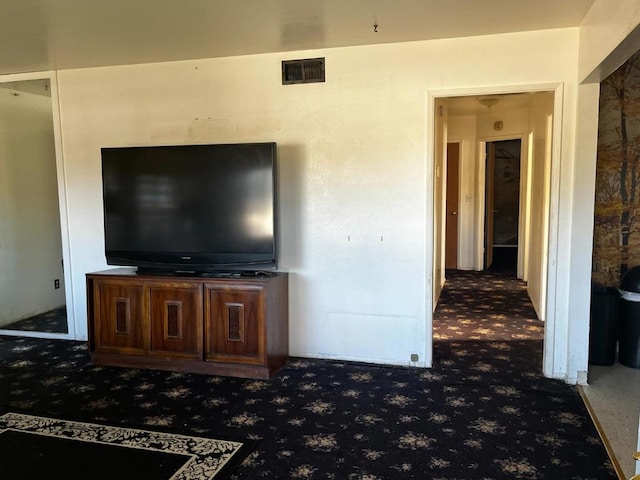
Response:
[101,142,277,274]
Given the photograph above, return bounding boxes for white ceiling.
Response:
[0,0,595,76]
[445,93,547,116]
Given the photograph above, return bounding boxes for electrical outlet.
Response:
[410,353,419,362]
[54,279,60,289]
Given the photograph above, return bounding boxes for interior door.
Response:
[485,143,496,269]
[445,143,459,269]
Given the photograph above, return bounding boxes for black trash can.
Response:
[589,283,619,366]
[618,266,640,369]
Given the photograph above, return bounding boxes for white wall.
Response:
[567,83,601,384]
[476,108,529,140]
[0,88,65,326]
[58,27,581,373]
[527,94,554,320]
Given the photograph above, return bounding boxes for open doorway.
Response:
[485,139,521,275]
[431,89,555,357]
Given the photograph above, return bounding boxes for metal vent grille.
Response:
[282,58,325,85]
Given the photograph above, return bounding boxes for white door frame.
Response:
[476,135,527,277]
[426,83,564,379]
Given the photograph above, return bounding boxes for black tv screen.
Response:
[101,142,277,273]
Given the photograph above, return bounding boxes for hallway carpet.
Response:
[434,269,544,342]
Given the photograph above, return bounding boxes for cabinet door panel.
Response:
[149,284,203,358]
[94,282,145,354]
[205,285,264,364]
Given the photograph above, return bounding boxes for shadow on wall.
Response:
[277,143,305,270]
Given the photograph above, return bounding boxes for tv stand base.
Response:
[86,268,289,379]
[90,352,278,379]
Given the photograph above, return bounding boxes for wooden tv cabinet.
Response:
[86,268,288,379]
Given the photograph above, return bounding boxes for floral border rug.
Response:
[0,412,252,479]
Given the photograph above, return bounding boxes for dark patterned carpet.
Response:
[0,271,615,479]
[1,306,68,334]
[434,270,544,342]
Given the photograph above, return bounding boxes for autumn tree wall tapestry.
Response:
[593,51,640,288]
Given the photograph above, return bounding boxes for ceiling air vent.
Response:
[282,58,325,85]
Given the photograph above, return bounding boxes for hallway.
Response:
[433,269,639,479]
[433,270,544,342]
